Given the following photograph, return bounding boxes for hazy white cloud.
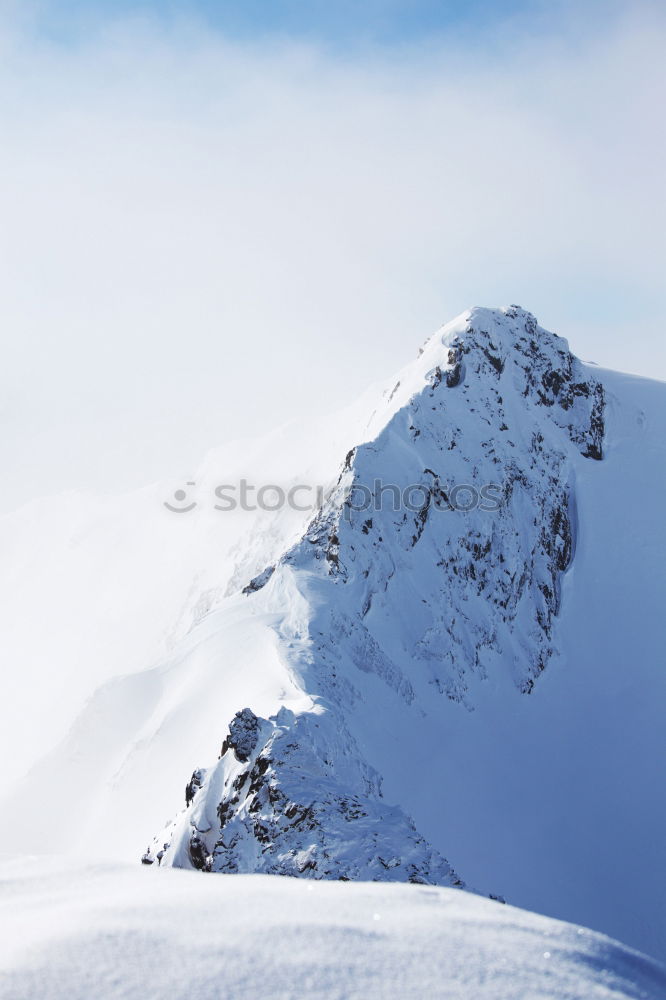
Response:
[0,4,664,508]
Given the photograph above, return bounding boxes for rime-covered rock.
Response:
[220,708,261,762]
[143,708,463,886]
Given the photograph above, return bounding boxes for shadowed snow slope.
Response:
[1,307,665,968]
[0,859,664,1000]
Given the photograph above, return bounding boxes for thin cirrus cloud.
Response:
[0,1,664,510]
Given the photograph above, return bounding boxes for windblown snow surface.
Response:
[1,306,665,996]
[1,858,665,1000]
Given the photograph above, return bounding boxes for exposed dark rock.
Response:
[185,768,204,807]
[242,565,275,595]
[446,346,464,387]
[220,708,260,763]
[188,833,211,872]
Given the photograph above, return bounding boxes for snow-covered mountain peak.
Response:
[364,306,602,464]
[140,305,610,886]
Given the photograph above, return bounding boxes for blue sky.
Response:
[25,0,604,47]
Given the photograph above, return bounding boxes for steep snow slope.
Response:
[1,859,664,1000]
[1,306,664,965]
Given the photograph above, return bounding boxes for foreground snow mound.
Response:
[0,860,663,1000]
[144,306,605,882]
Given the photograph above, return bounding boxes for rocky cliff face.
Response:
[142,306,605,884]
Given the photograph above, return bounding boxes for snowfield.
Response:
[1,858,664,1000]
